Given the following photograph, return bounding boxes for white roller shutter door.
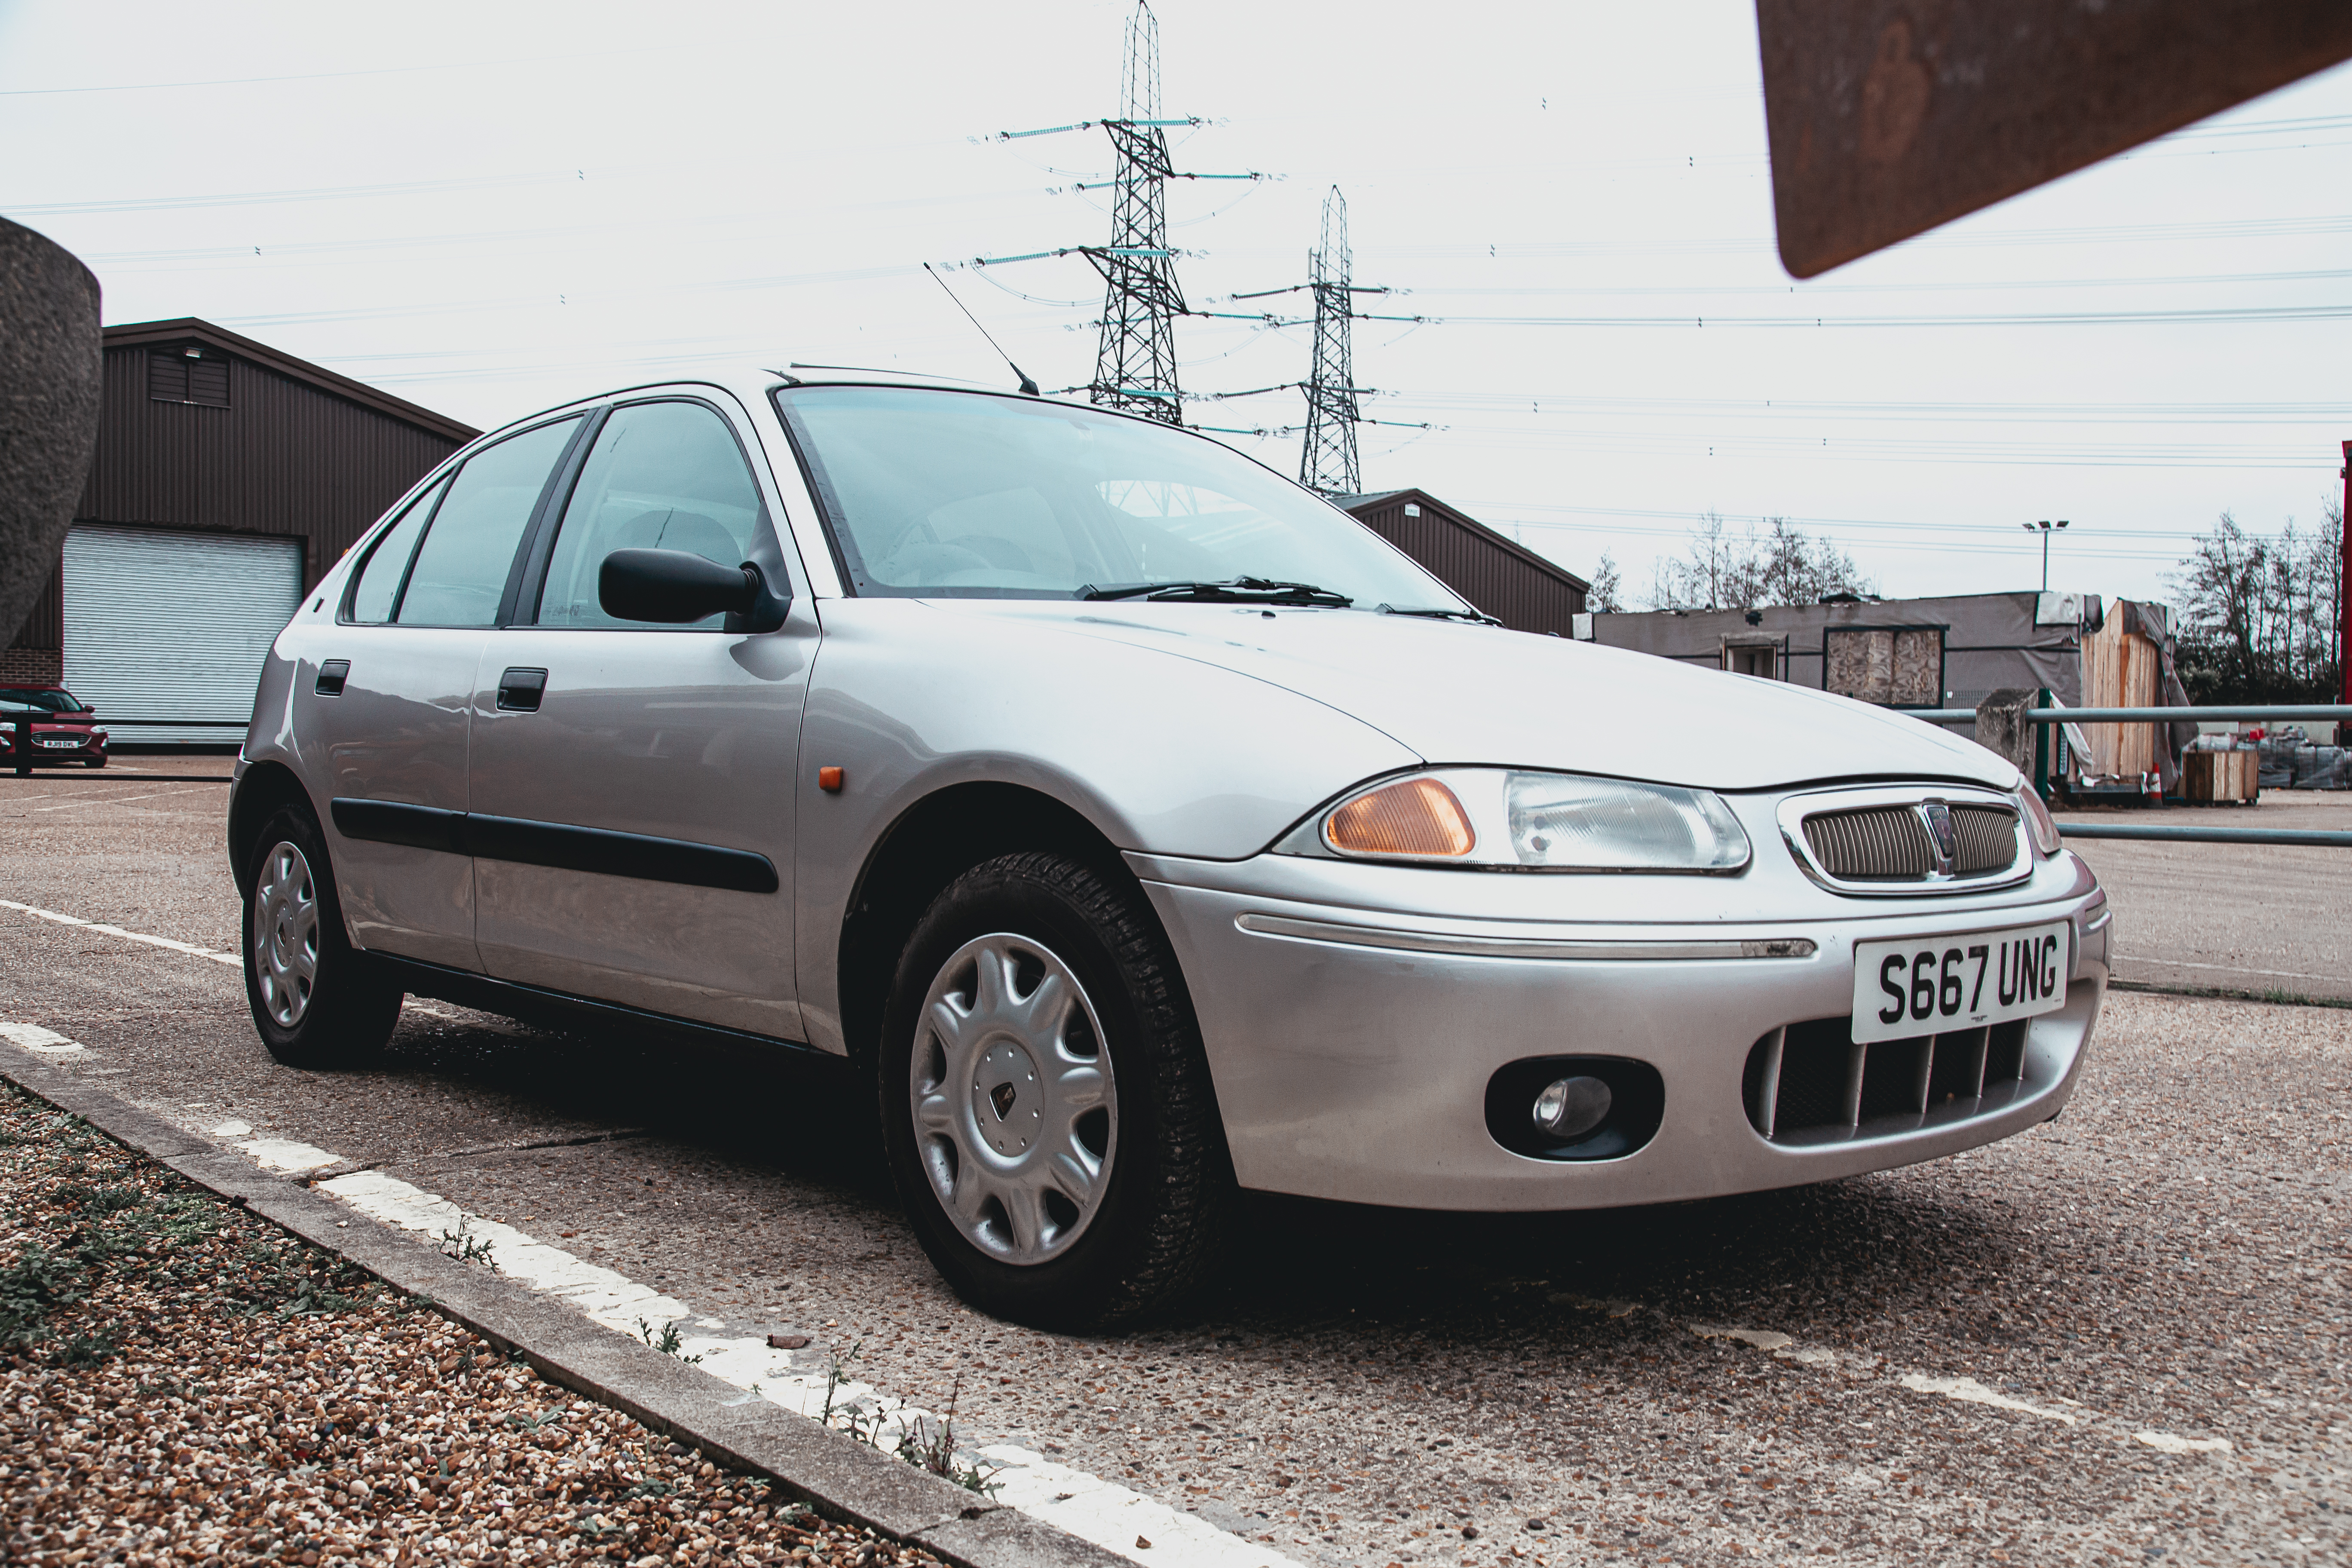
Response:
[62,525,304,745]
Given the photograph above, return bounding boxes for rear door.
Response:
[294,415,588,969]
[465,393,815,1040]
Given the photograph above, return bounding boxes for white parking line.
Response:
[0,1021,83,1055]
[0,898,243,967]
[184,1130,1301,1568]
[23,787,207,812]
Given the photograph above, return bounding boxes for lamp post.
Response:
[2022,518,2070,591]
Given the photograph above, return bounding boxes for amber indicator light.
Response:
[1325,778,1475,858]
[818,766,845,793]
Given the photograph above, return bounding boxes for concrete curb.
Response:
[0,1046,1127,1568]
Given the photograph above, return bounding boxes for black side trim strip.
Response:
[328,800,779,894]
[366,954,824,1060]
[463,813,779,894]
[331,798,465,854]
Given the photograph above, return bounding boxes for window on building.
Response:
[148,346,230,407]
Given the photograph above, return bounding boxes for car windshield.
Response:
[774,386,1468,609]
[0,689,84,713]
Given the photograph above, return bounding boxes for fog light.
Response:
[1531,1075,1611,1140]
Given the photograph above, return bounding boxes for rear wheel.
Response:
[243,804,402,1068]
[879,851,1230,1330]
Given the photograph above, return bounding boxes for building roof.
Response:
[1337,487,1590,594]
[102,318,480,444]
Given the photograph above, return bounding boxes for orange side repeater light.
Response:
[1324,777,1476,858]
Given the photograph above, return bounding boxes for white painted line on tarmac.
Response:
[0,898,243,967]
[183,1133,1302,1568]
[23,786,208,812]
[2136,1430,2234,1454]
[1898,1373,2078,1425]
[0,1020,83,1055]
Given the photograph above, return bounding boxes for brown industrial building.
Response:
[1339,488,1589,635]
[3,318,476,738]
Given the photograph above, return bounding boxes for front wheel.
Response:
[243,804,402,1068]
[879,851,1231,1330]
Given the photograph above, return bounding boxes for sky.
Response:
[4,0,2349,608]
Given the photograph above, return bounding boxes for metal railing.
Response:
[1901,700,2351,848]
[1911,703,2352,726]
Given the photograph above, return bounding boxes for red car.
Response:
[0,687,108,769]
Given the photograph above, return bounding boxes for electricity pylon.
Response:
[1299,187,1361,495]
[1087,3,1185,423]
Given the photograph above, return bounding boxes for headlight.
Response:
[2016,783,2062,857]
[1283,768,1752,873]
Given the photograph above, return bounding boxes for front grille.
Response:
[1804,808,1933,880]
[1950,805,2019,876]
[1800,803,2021,883]
[1744,1015,2032,1143]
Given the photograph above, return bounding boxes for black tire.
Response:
[242,803,403,1068]
[878,851,1231,1330]
[83,756,104,769]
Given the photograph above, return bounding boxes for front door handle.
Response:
[496,667,548,712]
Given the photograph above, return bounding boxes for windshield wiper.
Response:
[1377,603,1502,626]
[1078,577,1353,607]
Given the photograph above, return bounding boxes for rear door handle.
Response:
[496,667,548,713]
[315,660,349,697]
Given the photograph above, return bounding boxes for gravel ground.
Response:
[2,770,2348,1566]
[0,1079,941,1568]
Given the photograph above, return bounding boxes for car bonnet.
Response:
[922,600,2017,793]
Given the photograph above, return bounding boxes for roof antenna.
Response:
[925,263,1040,395]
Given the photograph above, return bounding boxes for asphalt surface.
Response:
[2055,793,2352,1003]
[3,759,2346,1567]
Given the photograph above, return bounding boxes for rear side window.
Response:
[346,475,449,624]
[396,417,583,627]
[533,401,767,629]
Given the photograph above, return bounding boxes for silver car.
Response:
[231,369,2110,1327]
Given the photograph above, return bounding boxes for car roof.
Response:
[465,364,1120,449]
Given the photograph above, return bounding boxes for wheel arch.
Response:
[227,761,318,899]
[836,781,1176,1072]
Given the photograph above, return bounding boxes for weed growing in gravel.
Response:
[435,1215,500,1271]
[0,1241,83,1350]
[637,1316,705,1363]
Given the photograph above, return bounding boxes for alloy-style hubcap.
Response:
[253,839,321,1029]
[910,933,1116,1265]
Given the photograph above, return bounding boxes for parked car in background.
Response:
[0,686,108,768]
[228,368,2112,1329]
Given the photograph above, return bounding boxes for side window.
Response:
[535,401,767,629]
[396,417,583,628]
[346,475,449,624]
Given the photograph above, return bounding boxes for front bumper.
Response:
[1134,845,2108,1212]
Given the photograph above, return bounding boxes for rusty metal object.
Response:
[1757,0,2352,277]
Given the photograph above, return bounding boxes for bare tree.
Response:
[2168,504,2343,704]
[1587,551,1625,613]
[1645,515,1872,611]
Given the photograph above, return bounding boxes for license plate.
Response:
[38,738,80,749]
[1850,920,2068,1043]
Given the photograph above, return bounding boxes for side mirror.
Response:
[598,548,789,632]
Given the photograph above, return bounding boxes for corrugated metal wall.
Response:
[1344,491,1587,636]
[75,343,466,585]
[12,340,467,655]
